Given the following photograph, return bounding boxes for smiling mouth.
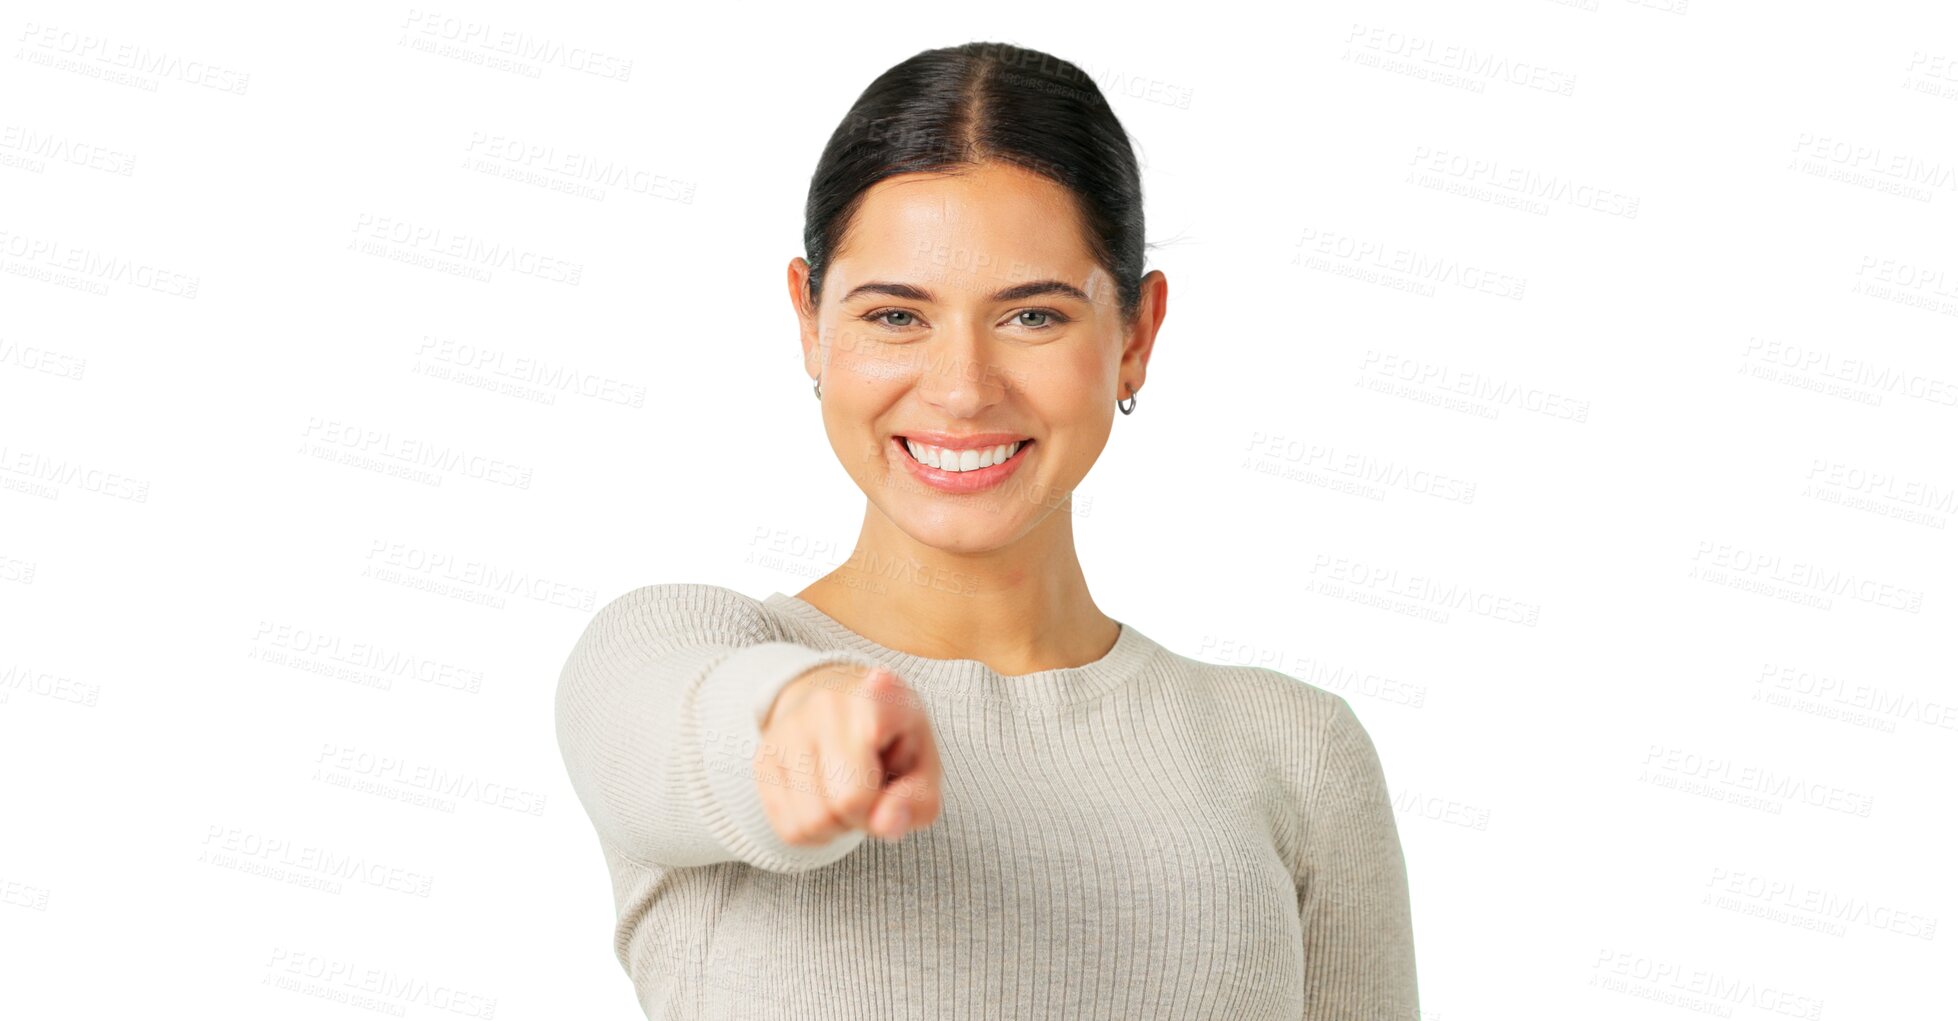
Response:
[894,437,1033,473]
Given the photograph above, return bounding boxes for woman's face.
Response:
[790,160,1158,555]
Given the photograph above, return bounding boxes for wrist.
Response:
[761,668,823,732]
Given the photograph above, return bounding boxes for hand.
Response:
[755,662,942,847]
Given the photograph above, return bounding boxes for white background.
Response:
[2,1,1954,1018]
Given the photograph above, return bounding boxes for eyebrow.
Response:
[840,279,1093,305]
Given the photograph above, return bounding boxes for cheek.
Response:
[827,326,917,385]
[821,413,889,483]
[1027,349,1114,423]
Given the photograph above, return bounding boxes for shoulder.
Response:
[574,582,780,654]
[1166,655,1387,796]
[1154,656,1393,862]
[1237,667,1396,827]
[592,582,769,621]
[1235,664,1383,778]
[1158,652,1357,747]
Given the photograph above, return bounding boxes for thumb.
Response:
[866,782,915,838]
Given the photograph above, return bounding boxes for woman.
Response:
[556,41,1418,1020]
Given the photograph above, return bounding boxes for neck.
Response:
[795,501,1118,676]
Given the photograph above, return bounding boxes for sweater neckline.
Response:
[762,592,1159,708]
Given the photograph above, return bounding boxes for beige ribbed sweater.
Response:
[554,583,1418,1020]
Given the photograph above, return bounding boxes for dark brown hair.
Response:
[801,42,1148,323]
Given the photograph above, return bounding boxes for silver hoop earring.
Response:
[813,379,822,400]
[1117,382,1138,415]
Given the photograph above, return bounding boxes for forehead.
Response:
[829,162,1105,299]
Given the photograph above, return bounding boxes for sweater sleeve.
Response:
[1295,695,1420,1021]
[554,583,886,873]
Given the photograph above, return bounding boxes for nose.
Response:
[912,318,1007,417]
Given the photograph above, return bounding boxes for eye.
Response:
[1012,308,1070,329]
[862,308,921,330]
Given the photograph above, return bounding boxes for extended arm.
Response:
[554,583,882,872]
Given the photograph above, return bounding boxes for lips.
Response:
[896,436,1030,472]
[894,430,1035,449]
[890,435,1034,494]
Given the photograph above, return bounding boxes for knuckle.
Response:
[833,780,880,817]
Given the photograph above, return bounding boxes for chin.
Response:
[894,506,1024,554]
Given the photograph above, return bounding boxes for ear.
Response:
[1119,269,1168,395]
[788,257,822,380]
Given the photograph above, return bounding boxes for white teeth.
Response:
[903,439,1023,472]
